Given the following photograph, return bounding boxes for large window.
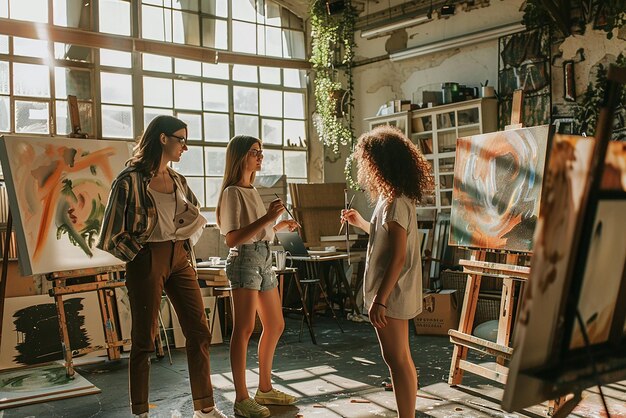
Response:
[0,0,308,216]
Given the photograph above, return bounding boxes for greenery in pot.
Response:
[310,0,359,188]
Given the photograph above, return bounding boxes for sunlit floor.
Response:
[3,315,625,418]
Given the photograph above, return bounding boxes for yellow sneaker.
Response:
[233,398,270,418]
[254,388,297,406]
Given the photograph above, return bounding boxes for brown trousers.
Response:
[125,240,214,414]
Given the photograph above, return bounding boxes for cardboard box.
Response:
[413,289,460,336]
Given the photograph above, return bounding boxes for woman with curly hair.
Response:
[342,125,433,418]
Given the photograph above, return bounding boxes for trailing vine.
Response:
[310,0,359,188]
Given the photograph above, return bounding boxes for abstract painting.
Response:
[0,361,99,409]
[449,125,550,252]
[0,136,133,275]
[0,294,106,370]
[503,134,596,410]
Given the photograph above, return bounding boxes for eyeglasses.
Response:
[248,149,263,157]
[168,134,187,146]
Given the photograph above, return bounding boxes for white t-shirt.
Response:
[363,195,422,320]
[219,186,274,245]
[147,184,206,245]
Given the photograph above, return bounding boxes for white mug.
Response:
[273,250,291,270]
[481,86,495,98]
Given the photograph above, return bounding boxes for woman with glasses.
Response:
[216,135,299,418]
[98,115,226,418]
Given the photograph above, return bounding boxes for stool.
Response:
[287,275,343,344]
[210,286,233,343]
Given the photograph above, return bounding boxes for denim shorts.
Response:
[225,241,278,291]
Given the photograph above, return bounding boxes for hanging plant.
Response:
[310,0,357,162]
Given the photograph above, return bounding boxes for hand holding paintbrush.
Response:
[273,193,302,228]
[338,194,356,235]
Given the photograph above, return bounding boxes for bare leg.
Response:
[255,287,285,392]
[375,318,417,418]
[230,288,260,402]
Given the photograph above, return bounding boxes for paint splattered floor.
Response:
[2,316,625,418]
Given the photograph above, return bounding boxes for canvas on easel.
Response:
[0,136,133,276]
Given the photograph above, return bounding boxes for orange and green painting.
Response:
[0,136,132,275]
[449,126,550,253]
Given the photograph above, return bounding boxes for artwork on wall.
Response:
[0,136,133,276]
[0,294,106,370]
[0,361,99,409]
[498,27,551,129]
[449,125,550,252]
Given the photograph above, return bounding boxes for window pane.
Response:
[201,0,228,17]
[15,100,49,133]
[202,83,228,112]
[0,0,6,18]
[234,114,258,137]
[261,119,282,145]
[9,0,47,22]
[265,26,282,57]
[173,11,200,45]
[232,65,258,83]
[283,92,304,119]
[143,76,173,107]
[174,80,202,110]
[256,25,265,56]
[284,119,305,147]
[205,177,221,207]
[55,67,92,100]
[201,18,228,50]
[284,150,306,177]
[265,1,281,26]
[260,89,282,117]
[283,30,305,59]
[54,0,92,29]
[144,107,173,126]
[143,54,172,72]
[175,59,202,76]
[203,113,230,142]
[186,177,205,206]
[284,68,304,88]
[232,21,256,54]
[14,37,49,58]
[261,149,282,175]
[56,100,93,136]
[177,112,202,140]
[260,67,280,85]
[0,96,9,131]
[173,145,203,175]
[233,86,258,114]
[101,73,133,104]
[14,63,50,98]
[102,104,133,138]
[0,61,8,94]
[100,49,132,68]
[205,146,226,176]
[54,43,93,62]
[202,62,229,80]
[100,0,131,36]
[232,0,256,22]
[142,5,172,42]
[0,36,7,53]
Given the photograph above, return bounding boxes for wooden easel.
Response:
[0,206,129,376]
[447,90,533,386]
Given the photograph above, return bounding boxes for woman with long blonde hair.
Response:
[217,135,298,418]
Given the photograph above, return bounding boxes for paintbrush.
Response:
[273,193,302,228]
[338,194,356,235]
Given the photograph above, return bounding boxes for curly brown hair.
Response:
[354,125,434,204]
